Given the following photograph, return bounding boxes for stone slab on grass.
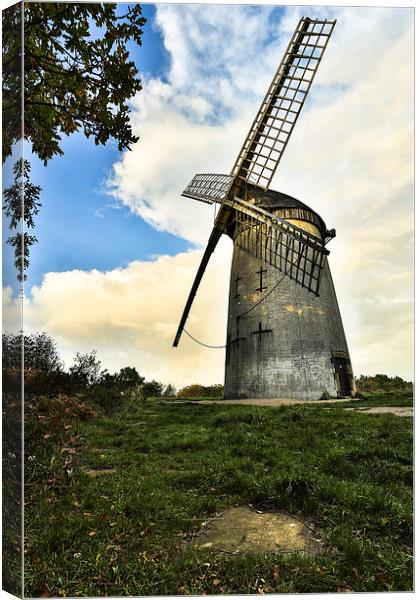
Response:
[191,506,321,555]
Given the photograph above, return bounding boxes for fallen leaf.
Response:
[376,572,390,584]
[272,565,280,580]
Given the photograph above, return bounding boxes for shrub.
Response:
[85,384,125,413]
[177,383,224,398]
[356,374,413,393]
[69,350,102,388]
[141,380,164,399]
[3,331,69,397]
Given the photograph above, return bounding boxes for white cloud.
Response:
[108,6,413,242]
[107,78,251,244]
[3,240,233,388]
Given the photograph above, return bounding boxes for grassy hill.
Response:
[24,390,413,595]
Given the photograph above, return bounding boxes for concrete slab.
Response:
[190,506,321,555]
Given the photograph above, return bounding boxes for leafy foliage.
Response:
[2,331,22,372]
[3,331,65,395]
[114,366,145,389]
[3,159,41,280]
[142,379,164,399]
[2,331,167,408]
[2,2,146,163]
[3,159,41,229]
[356,374,413,393]
[69,350,102,388]
[177,383,224,398]
[163,383,177,397]
[24,331,64,373]
[6,232,38,281]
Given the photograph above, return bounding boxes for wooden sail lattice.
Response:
[231,17,336,190]
[232,204,328,295]
[181,173,233,204]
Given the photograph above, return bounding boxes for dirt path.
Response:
[181,398,413,416]
[344,406,413,417]
[186,398,352,407]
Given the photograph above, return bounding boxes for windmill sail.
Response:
[172,226,223,347]
[173,16,336,347]
[173,203,233,347]
[230,17,336,190]
[182,173,234,205]
[173,198,328,346]
[231,199,328,295]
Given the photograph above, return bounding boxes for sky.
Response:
[2,1,414,387]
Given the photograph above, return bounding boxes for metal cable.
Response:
[238,270,289,318]
[183,328,226,349]
[182,264,295,349]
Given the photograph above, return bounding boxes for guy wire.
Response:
[183,328,226,349]
[182,255,301,348]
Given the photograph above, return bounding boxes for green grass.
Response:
[318,390,413,409]
[24,392,413,596]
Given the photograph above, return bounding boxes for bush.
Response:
[177,384,224,398]
[141,380,163,399]
[356,374,413,393]
[85,384,125,413]
[3,331,69,397]
[3,331,63,373]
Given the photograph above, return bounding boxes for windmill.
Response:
[173,17,356,400]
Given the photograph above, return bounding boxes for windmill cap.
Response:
[245,184,327,238]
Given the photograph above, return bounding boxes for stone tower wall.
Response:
[224,225,355,400]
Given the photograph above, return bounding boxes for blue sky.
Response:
[2,3,414,384]
[2,3,187,295]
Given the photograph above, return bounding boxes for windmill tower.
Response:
[173,17,356,400]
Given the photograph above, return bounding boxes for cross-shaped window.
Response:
[251,321,272,342]
[255,267,267,292]
[232,315,246,345]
